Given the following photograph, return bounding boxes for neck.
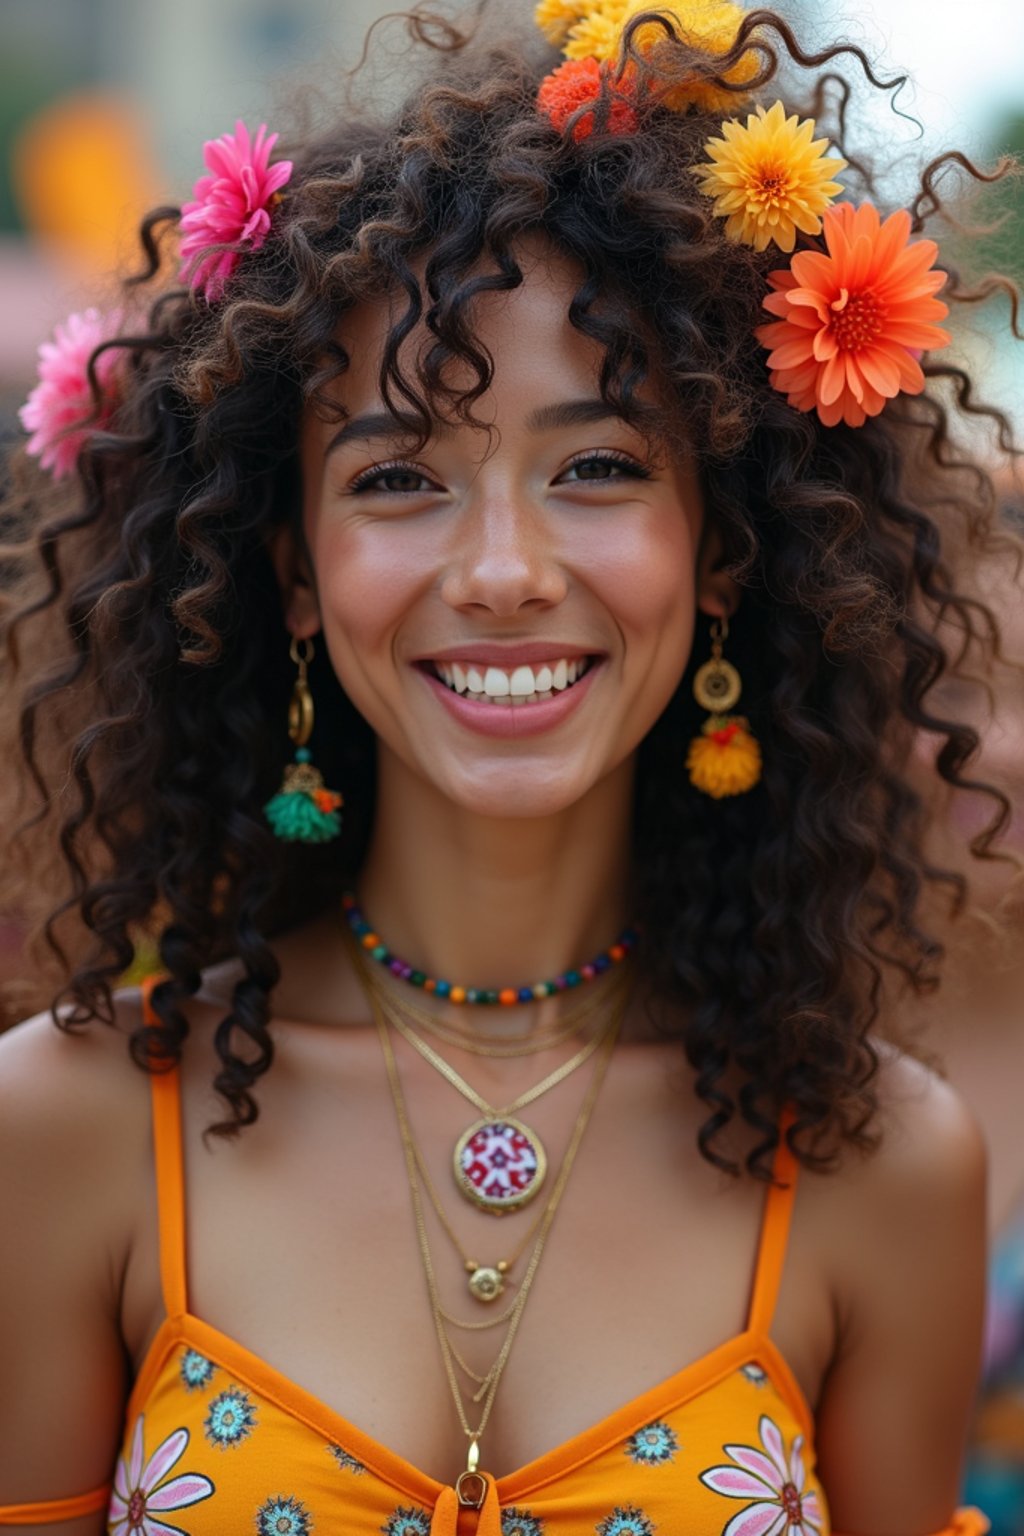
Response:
[357,746,636,1010]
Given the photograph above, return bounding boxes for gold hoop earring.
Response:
[263,636,344,842]
[686,618,762,799]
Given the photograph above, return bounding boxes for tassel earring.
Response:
[686,617,762,799]
[263,636,344,842]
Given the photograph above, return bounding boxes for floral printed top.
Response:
[0,998,990,1536]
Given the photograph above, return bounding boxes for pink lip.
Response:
[417,659,603,738]
[415,642,599,666]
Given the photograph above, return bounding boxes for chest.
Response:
[120,1029,833,1483]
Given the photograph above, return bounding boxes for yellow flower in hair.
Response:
[623,0,760,113]
[564,0,630,62]
[695,100,846,251]
[686,717,762,798]
[535,0,595,46]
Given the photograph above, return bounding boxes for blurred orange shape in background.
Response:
[11,91,164,278]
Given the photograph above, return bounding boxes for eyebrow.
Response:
[324,397,666,457]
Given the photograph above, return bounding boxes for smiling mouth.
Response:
[423,656,598,706]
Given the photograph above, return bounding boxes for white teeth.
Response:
[431,657,593,703]
[509,665,536,697]
[483,667,511,698]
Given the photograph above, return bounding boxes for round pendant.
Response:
[467,1265,505,1303]
[453,1117,547,1214]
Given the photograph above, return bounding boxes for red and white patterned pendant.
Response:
[453,1117,548,1214]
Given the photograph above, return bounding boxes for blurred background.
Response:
[1,0,1022,429]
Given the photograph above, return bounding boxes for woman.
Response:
[0,2,1013,1531]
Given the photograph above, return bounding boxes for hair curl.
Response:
[2,2,1021,1175]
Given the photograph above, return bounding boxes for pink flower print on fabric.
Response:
[19,307,121,480]
[699,1413,824,1536]
[108,1414,215,1536]
[179,120,293,300]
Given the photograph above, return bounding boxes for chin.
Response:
[439,765,599,821]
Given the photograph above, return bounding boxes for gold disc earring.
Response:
[263,636,344,842]
[686,617,762,799]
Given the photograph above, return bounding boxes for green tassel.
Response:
[263,790,341,844]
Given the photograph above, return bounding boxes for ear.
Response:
[695,518,740,621]
[267,522,321,640]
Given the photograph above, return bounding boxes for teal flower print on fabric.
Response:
[596,1510,656,1536]
[204,1386,257,1448]
[625,1421,679,1466]
[327,1443,366,1474]
[381,1509,431,1536]
[503,1512,545,1536]
[257,1494,313,1535]
[179,1348,215,1392]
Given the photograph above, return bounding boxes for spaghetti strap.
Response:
[746,1112,800,1338]
[141,975,189,1319]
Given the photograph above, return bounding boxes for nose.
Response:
[439,490,568,616]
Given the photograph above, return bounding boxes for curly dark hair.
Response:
[1,3,1020,1175]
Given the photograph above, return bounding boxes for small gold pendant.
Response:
[467,1264,506,1303]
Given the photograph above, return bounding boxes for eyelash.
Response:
[347,450,652,495]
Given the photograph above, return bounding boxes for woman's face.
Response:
[287,243,726,820]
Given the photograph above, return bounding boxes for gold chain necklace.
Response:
[373,988,621,1500]
[363,956,631,1058]
[353,935,619,1218]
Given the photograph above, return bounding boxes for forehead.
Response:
[327,238,632,419]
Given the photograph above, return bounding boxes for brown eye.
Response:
[349,461,437,495]
[377,468,427,493]
[560,453,649,483]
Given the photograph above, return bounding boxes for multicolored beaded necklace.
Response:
[341,891,638,1005]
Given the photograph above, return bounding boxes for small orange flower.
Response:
[312,788,343,814]
[754,201,950,428]
[537,57,639,139]
[686,717,762,798]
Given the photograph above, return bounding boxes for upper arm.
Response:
[814,1056,988,1534]
[0,1006,149,1526]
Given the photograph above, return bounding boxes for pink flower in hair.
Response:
[19,307,121,480]
[179,120,293,300]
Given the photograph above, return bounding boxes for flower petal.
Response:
[128,1416,146,1489]
[723,1505,790,1536]
[141,1429,188,1492]
[701,1465,782,1498]
[146,1473,215,1512]
[726,1444,785,1488]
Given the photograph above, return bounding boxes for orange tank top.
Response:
[0,995,990,1536]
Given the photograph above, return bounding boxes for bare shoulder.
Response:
[0,989,154,1237]
[801,1044,987,1331]
[858,1044,986,1208]
[0,991,156,1503]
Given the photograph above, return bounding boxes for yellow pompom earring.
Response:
[686,618,762,799]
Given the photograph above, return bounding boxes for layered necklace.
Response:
[360,947,626,1502]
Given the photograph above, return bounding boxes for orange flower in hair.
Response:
[754,201,950,428]
[537,57,639,139]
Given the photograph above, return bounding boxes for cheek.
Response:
[311,518,430,658]
[584,509,697,651]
